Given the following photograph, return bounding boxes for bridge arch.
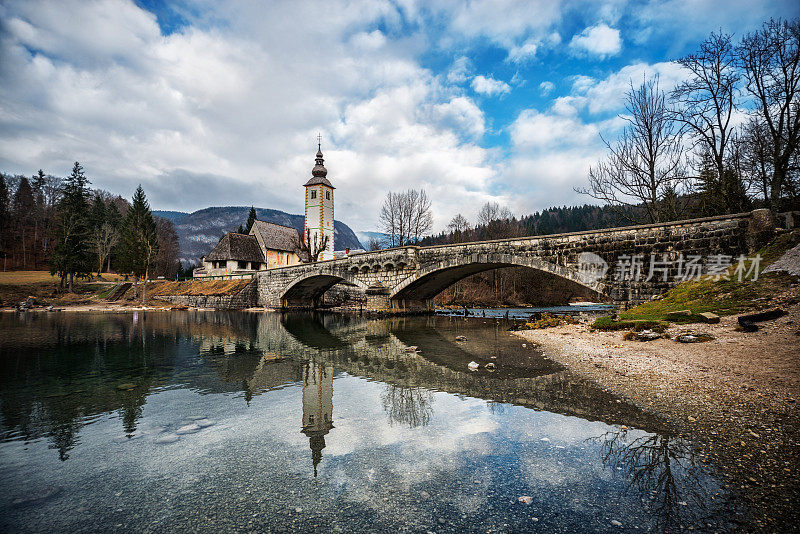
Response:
[279,272,369,307]
[389,252,606,304]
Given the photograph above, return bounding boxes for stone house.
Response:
[196,220,304,277]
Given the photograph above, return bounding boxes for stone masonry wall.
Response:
[155,279,258,309]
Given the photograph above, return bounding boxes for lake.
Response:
[0,311,742,532]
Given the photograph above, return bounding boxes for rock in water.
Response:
[116,383,137,391]
[518,496,533,505]
[467,361,480,371]
[611,520,623,527]
[455,335,467,342]
[176,423,201,434]
[11,487,60,507]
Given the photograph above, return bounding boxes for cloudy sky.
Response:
[0,0,796,233]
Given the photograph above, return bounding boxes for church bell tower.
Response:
[303,138,335,261]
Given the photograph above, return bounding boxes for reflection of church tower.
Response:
[301,360,334,477]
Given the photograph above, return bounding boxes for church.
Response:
[195,143,336,277]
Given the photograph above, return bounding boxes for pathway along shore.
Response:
[513,305,800,531]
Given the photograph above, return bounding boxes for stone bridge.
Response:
[256,210,776,313]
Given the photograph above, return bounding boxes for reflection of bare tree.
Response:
[380,385,435,428]
[593,429,716,532]
[487,401,506,415]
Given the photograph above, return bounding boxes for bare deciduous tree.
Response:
[446,213,471,243]
[672,31,739,187]
[90,222,119,276]
[298,228,330,262]
[477,202,512,227]
[738,18,800,210]
[577,77,686,223]
[378,189,433,247]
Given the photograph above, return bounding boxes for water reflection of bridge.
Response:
[195,312,665,433]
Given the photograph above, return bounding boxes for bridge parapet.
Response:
[255,210,772,313]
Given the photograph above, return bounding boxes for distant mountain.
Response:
[154,210,189,222]
[356,231,391,249]
[154,206,363,265]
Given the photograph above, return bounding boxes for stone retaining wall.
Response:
[154,279,258,309]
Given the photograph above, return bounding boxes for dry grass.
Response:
[143,279,252,297]
[0,271,123,285]
[0,271,123,306]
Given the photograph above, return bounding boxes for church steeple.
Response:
[312,138,327,179]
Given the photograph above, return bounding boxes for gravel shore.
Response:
[513,305,800,531]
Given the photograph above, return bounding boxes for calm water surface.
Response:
[0,311,741,532]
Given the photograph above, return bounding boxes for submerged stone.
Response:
[155,434,180,444]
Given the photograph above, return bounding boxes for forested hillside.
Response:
[154,206,363,265]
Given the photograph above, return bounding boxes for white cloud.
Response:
[510,109,599,150]
[471,75,511,96]
[434,96,486,139]
[0,0,504,234]
[507,39,539,63]
[446,56,472,83]
[539,81,555,96]
[574,62,689,114]
[569,23,622,58]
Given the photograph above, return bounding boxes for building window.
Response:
[311,190,316,199]
[325,190,330,200]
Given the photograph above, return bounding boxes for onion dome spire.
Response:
[312,135,327,178]
[304,133,335,188]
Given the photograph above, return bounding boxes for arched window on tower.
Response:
[311,190,316,199]
[326,190,330,200]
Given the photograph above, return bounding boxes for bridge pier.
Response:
[364,285,433,314]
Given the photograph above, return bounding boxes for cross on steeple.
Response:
[317,132,322,150]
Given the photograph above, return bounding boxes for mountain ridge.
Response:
[154,206,363,265]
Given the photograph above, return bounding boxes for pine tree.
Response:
[50,162,92,292]
[0,173,9,270]
[12,177,35,268]
[246,206,257,233]
[118,185,159,303]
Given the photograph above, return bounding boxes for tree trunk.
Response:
[142,268,148,304]
[68,272,74,293]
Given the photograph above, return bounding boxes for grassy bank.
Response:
[595,231,800,328]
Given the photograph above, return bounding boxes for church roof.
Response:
[205,233,265,263]
[304,175,334,188]
[250,220,301,252]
